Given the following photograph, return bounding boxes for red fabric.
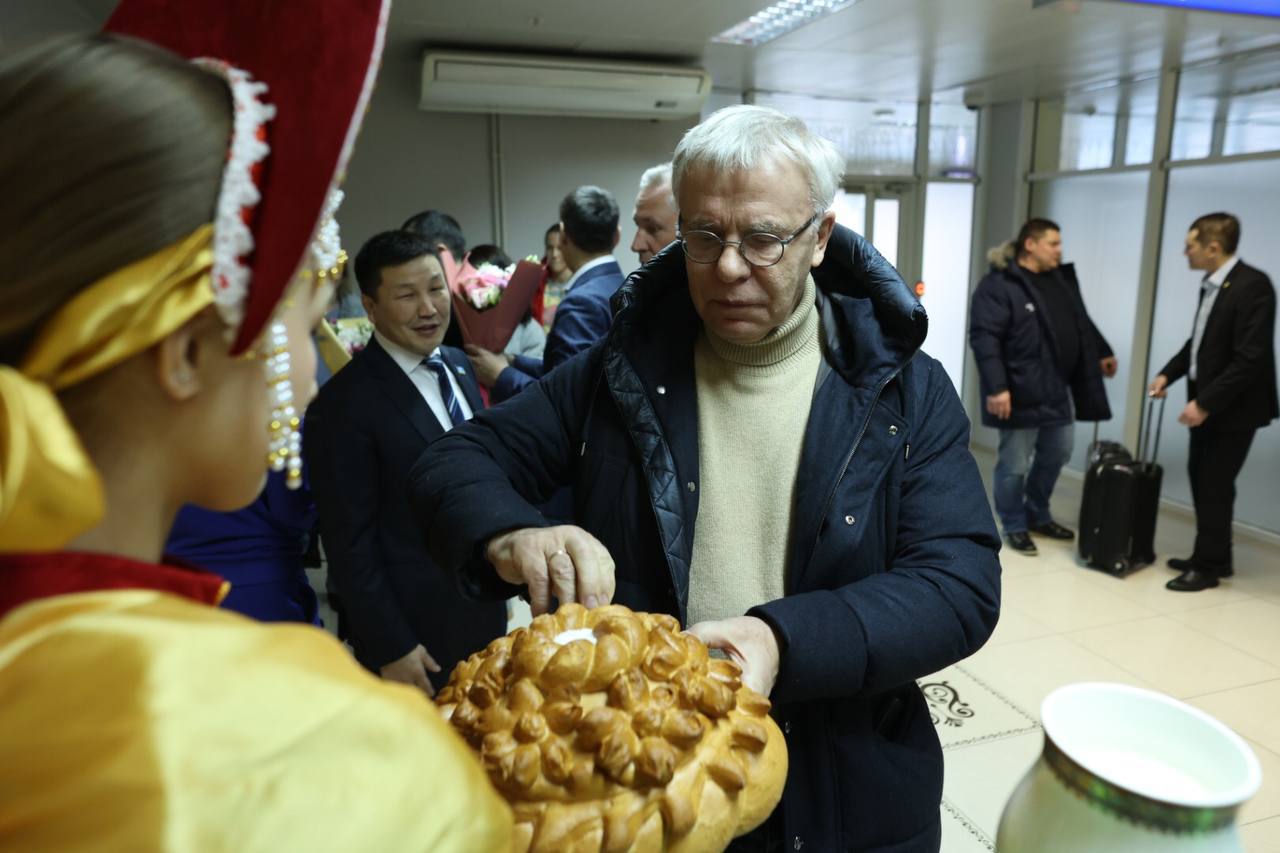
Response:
[530,263,550,326]
[105,0,390,353]
[0,552,226,621]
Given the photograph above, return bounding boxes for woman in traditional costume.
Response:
[0,2,512,849]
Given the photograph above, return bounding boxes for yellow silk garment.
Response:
[0,589,513,852]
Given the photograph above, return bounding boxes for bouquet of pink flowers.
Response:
[458,262,515,310]
[450,257,544,352]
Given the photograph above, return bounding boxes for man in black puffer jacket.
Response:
[412,105,1001,852]
[969,218,1116,556]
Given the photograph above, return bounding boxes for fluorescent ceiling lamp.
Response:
[1035,0,1280,16]
[713,0,865,46]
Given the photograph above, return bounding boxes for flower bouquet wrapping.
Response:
[314,316,373,375]
[450,257,544,352]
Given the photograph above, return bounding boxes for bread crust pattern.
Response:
[436,603,788,852]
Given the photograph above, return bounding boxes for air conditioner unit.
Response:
[420,51,711,120]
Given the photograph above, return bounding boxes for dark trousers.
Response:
[1188,425,1256,572]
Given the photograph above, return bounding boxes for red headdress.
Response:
[105,0,390,353]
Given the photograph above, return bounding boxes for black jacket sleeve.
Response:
[409,347,605,599]
[968,275,1010,396]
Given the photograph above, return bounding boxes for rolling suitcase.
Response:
[1077,398,1165,575]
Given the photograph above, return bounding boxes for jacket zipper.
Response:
[809,366,906,563]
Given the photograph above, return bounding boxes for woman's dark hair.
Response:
[0,33,232,364]
[467,244,512,269]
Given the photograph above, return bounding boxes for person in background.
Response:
[468,243,546,360]
[0,14,511,851]
[540,221,573,329]
[969,218,1116,556]
[630,161,678,267]
[466,186,624,403]
[1149,212,1278,592]
[305,230,506,696]
[402,208,468,349]
[167,468,321,624]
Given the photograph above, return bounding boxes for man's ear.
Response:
[153,317,207,402]
[360,290,376,319]
[810,210,838,268]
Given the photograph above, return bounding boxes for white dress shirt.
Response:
[564,254,618,293]
[1190,255,1239,383]
[373,330,474,431]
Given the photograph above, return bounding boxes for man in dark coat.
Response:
[466,186,626,404]
[969,218,1116,555]
[411,105,1001,852]
[1150,212,1278,592]
[305,230,506,695]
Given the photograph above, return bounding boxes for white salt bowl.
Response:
[998,682,1261,852]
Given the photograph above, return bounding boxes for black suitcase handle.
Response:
[1138,396,1166,464]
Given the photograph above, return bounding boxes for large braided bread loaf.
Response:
[436,603,788,852]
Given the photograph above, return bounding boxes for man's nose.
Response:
[716,243,750,281]
[631,232,645,252]
[419,295,438,317]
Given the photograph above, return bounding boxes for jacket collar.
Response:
[567,256,623,292]
[0,551,227,620]
[610,223,925,389]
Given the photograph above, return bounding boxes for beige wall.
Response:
[341,56,698,274]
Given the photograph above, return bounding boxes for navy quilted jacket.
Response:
[969,245,1113,429]
[412,225,1002,852]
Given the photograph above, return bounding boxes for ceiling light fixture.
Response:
[712,0,866,47]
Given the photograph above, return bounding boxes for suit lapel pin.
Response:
[456,365,466,374]
[1223,280,1231,289]
[1026,302,1036,312]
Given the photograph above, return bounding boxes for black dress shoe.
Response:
[1005,532,1038,555]
[1166,569,1220,592]
[1167,557,1233,578]
[1029,521,1075,540]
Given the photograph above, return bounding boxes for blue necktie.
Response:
[423,355,467,428]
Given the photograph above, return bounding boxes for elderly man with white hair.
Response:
[412,105,1001,852]
[630,161,678,266]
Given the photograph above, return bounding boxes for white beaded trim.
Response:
[192,58,277,332]
[309,189,345,273]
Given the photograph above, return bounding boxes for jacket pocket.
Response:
[1007,359,1045,407]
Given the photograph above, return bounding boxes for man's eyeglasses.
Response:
[679,213,819,268]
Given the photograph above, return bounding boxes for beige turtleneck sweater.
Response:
[687,275,822,627]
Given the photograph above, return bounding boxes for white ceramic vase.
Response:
[998,682,1261,852]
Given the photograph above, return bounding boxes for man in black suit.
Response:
[1150,212,1278,592]
[304,230,506,692]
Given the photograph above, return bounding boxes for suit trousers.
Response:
[1188,425,1256,573]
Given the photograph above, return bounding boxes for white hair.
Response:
[637,162,672,194]
[671,105,844,216]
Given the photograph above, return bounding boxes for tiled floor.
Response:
[933,453,1280,850]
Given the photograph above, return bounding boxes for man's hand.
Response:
[380,644,441,697]
[485,525,616,616]
[1179,399,1209,428]
[986,390,1012,421]
[1100,356,1118,378]
[464,344,510,388]
[1148,374,1169,399]
[686,616,781,698]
